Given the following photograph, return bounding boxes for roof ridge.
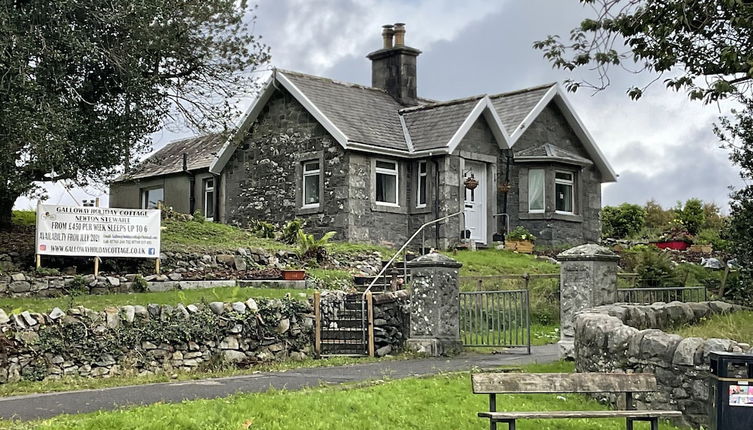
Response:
[398,94,486,113]
[488,82,557,99]
[275,68,393,96]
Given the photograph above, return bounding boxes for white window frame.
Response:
[302,160,321,209]
[416,161,427,208]
[527,169,545,213]
[203,178,215,221]
[141,187,164,210]
[375,159,399,207]
[554,170,575,214]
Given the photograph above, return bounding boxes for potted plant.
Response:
[653,222,693,251]
[504,226,536,254]
[281,266,306,281]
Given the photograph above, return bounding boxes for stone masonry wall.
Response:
[507,103,602,246]
[0,297,313,383]
[575,301,749,429]
[223,88,349,240]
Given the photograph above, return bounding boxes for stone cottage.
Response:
[110,23,617,248]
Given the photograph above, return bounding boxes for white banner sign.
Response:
[36,205,161,258]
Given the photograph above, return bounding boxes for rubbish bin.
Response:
[709,351,753,430]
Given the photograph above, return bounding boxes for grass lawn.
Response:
[3,361,684,430]
[672,310,753,345]
[0,354,403,399]
[0,287,312,314]
[449,249,558,277]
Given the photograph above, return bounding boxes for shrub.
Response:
[281,219,305,244]
[674,198,705,235]
[250,220,276,239]
[64,275,89,296]
[631,246,680,288]
[297,230,336,263]
[131,274,149,293]
[601,203,646,239]
[192,210,206,223]
[506,226,535,241]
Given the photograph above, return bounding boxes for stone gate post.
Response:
[557,244,619,359]
[405,253,463,356]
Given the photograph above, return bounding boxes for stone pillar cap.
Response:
[557,244,619,262]
[406,252,462,268]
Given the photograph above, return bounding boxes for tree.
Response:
[673,198,705,236]
[0,0,270,228]
[533,0,753,295]
[601,203,646,239]
[644,199,672,230]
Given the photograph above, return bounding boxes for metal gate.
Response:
[459,290,531,354]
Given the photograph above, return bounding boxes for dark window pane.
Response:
[304,161,319,172]
[304,174,320,205]
[205,191,214,218]
[418,176,427,205]
[556,183,573,212]
[555,171,573,181]
[376,160,396,170]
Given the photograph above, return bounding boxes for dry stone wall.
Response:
[575,301,749,429]
[0,297,313,383]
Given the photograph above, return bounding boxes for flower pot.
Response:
[653,240,691,251]
[505,240,534,254]
[281,269,305,281]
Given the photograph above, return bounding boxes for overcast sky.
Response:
[15,0,746,212]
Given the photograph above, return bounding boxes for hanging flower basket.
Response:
[498,182,511,193]
[464,176,479,190]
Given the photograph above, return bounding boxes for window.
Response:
[555,171,574,213]
[203,178,215,221]
[302,160,320,207]
[375,160,398,205]
[528,169,545,213]
[141,187,164,209]
[417,161,427,208]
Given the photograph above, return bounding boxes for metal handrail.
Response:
[360,210,465,350]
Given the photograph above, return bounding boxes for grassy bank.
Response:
[2,361,683,429]
[672,310,753,345]
[450,249,558,276]
[0,286,311,314]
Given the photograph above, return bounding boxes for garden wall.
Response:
[0,248,383,297]
[574,300,749,429]
[0,297,313,383]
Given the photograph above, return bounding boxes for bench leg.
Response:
[491,419,515,430]
[626,418,634,430]
[650,418,659,430]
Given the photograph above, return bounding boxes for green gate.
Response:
[459,290,531,354]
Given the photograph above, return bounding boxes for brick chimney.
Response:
[367,23,421,106]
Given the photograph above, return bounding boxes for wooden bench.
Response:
[471,372,682,430]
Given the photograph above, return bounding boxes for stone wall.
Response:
[574,301,749,428]
[0,248,383,298]
[0,297,313,383]
[223,88,350,240]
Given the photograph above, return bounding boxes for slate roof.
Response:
[281,70,407,150]
[116,134,223,181]
[515,143,593,166]
[401,97,482,151]
[490,84,554,132]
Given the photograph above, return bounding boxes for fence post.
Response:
[313,291,321,357]
[366,291,375,357]
[405,253,463,356]
[557,244,620,360]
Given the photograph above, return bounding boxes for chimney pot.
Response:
[382,25,395,49]
[394,23,406,46]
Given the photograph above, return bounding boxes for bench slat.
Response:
[472,373,657,394]
[478,410,683,420]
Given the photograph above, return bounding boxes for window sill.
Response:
[371,202,406,214]
[518,212,583,223]
[296,205,323,216]
[411,205,432,215]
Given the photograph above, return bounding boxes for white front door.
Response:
[463,161,487,244]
